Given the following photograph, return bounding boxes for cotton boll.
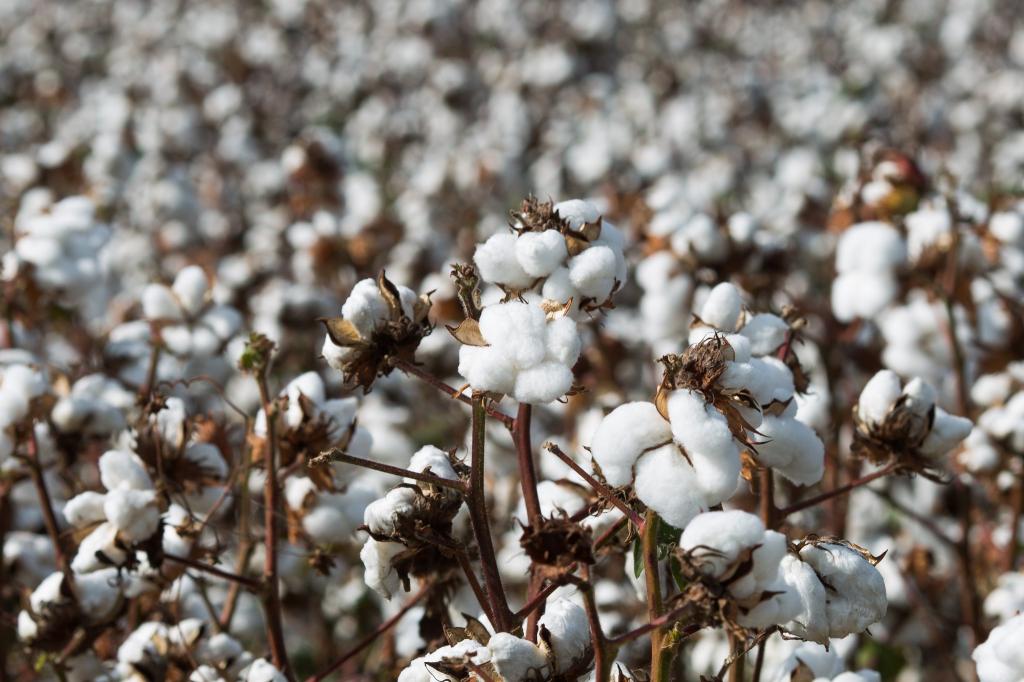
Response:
[972,613,1024,682]
[242,659,287,682]
[857,370,902,426]
[172,266,210,317]
[458,346,517,395]
[487,633,549,681]
[407,445,458,480]
[780,554,829,644]
[568,245,617,300]
[515,230,568,277]
[544,316,581,366]
[475,233,535,289]
[798,543,887,640]
[906,207,952,262]
[76,568,123,619]
[538,598,591,674]
[589,402,673,487]
[919,408,972,458]
[831,272,899,322]
[397,640,486,682]
[757,415,825,486]
[104,488,161,541]
[634,444,705,528]
[541,266,576,304]
[835,222,906,273]
[680,510,767,581]
[513,361,573,404]
[142,284,183,320]
[479,302,547,369]
[740,314,789,356]
[553,199,600,229]
[63,491,108,527]
[983,572,1024,623]
[360,537,405,599]
[342,279,390,337]
[699,282,742,332]
[363,487,418,535]
[901,377,936,417]
[99,450,154,491]
[303,505,356,545]
[666,390,740,468]
[72,522,126,573]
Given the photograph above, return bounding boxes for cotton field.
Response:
[2,1,1023,681]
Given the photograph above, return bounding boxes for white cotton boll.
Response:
[634,444,704,528]
[303,505,355,544]
[666,390,739,464]
[590,402,673,487]
[568,245,617,300]
[513,361,574,404]
[725,334,752,363]
[757,415,825,486]
[544,316,581,366]
[798,543,887,640]
[398,640,486,682]
[361,537,405,599]
[906,208,952,262]
[172,266,210,317]
[538,599,591,673]
[553,199,600,229]
[973,613,1024,682]
[769,641,845,681]
[17,610,38,641]
[901,377,936,417]
[479,302,547,369]
[243,659,287,682]
[99,450,153,491]
[342,279,390,336]
[593,221,628,284]
[76,568,122,618]
[284,477,317,511]
[142,284,183,320]
[103,488,160,541]
[487,633,549,681]
[857,370,902,427]
[321,336,354,371]
[699,282,743,331]
[836,222,906,273]
[63,491,108,527]
[408,445,458,480]
[541,266,576,305]
[780,554,829,644]
[515,230,568,278]
[458,346,517,395]
[284,372,326,427]
[364,487,418,535]
[740,314,789,356]
[680,510,767,581]
[983,573,1024,623]
[161,325,194,356]
[475,233,535,289]
[919,408,972,458]
[72,523,126,573]
[830,272,899,323]
[989,212,1024,245]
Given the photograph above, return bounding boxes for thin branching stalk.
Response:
[580,566,614,682]
[779,462,899,518]
[393,358,515,428]
[515,403,545,641]
[316,448,469,493]
[467,392,514,631]
[164,553,262,590]
[545,443,645,529]
[24,424,75,592]
[642,510,673,682]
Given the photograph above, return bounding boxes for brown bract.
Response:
[851,397,942,479]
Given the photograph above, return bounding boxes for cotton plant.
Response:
[50,373,136,437]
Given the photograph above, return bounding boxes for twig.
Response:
[305,582,432,682]
[314,449,468,494]
[642,511,673,682]
[607,603,700,646]
[24,425,76,592]
[779,462,899,518]
[164,553,262,590]
[580,566,613,682]
[545,443,644,529]
[467,392,514,631]
[392,358,514,428]
[515,404,545,641]
[456,552,495,626]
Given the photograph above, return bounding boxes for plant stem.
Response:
[545,443,644,529]
[25,425,75,592]
[256,376,292,679]
[580,566,614,682]
[315,448,469,493]
[305,582,431,682]
[760,467,775,529]
[607,604,700,646]
[643,510,673,682]
[779,462,898,518]
[139,339,161,399]
[515,403,546,641]
[393,358,515,428]
[164,553,262,590]
[221,424,255,630]
[456,551,495,625]
[467,392,513,631]
[1007,473,1023,572]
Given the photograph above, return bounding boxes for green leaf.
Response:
[632,536,644,579]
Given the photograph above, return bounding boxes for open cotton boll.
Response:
[457,345,518,395]
[487,633,549,681]
[831,271,899,323]
[517,480,586,524]
[76,567,123,617]
[538,598,590,674]
[900,377,936,417]
[857,370,902,426]
[72,522,126,573]
[63,491,108,527]
[363,487,419,535]
[666,390,740,465]
[919,408,972,458]
[479,302,547,369]
[780,554,829,644]
[104,488,161,541]
[241,659,287,682]
[172,266,210,317]
[973,613,1024,682]
[835,222,907,273]
[568,244,617,300]
[768,641,845,682]
[633,443,705,528]
[515,230,568,277]
[513,361,574,404]
[407,445,458,480]
[360,537,405,599]
[99,450,153,491]
[983,572,1024,623]
[397,639,487,682]
[797,543,887,640]
[757,415,825,486]
[142,284,183,320]
[553,199,600,228]
[699,282,743,332]
[541,266,576,304]
[589,402,673,487]
[475,232,535,289]
[740,314,789,356]
[544,316,581,365]
[906,207,952,262]
[680,511,767,578]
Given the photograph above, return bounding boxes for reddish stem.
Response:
[545,443,644,529]
[25,425,75,591]
[317,449,469,493]
[164,553,262,590]
[515,404,546,641]
[393,358,515,428]
[778,462,899,518]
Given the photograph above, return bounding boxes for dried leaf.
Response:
[376,270,404,320]
[318,317,364,347]
[564,233,590,257]
[446,318,489,347]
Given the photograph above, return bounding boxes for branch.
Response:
[314,449,469,493]
[24,425,76,592]
[778,462,899,518]
[544,443,644,529]
[305,582,432,682]
[164,553,262,590]
[515,404,545,641]
[392,358,515,428]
